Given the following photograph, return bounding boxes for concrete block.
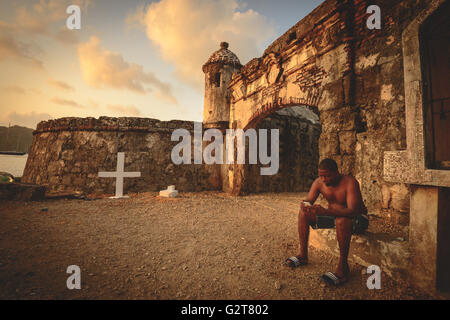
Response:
[159,185,179,198]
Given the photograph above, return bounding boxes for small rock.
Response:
[41,208,48,212]
[274,281,282,290]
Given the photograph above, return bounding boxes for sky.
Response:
[0,0,323,129]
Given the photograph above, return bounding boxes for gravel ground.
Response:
[0,191,445,300]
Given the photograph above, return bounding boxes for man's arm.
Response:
[304,178,321,204]
[323,178,362,218]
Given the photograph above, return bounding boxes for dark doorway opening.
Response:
[246,106,321,193]
[421,1,450,170]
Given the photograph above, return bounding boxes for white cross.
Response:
[98,152,141,199]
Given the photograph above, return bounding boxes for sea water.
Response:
[0,154,29,178]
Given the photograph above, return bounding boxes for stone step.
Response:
[310,228,410,281]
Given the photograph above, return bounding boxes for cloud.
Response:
[78,36,177,104]
[0,1,84,68]
[88,99,99,109]
[127,0,276,89]
[51,97,84,109]
[3,111,53,129]
[106,104,142,117]
[0,22,44,69]
[48,78,75,91]
[0,86,27,95]
[13,0,91,35]
[54,27,79,45]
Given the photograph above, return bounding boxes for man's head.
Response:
[318,158,340,186]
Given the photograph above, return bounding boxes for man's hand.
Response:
[300,201,312,214]
[310,204,327,216]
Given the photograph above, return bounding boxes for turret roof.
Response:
[202,42,241,72]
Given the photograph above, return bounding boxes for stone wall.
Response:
[352,0,434,217]
[22,117,220,196]
[226,0,436,222]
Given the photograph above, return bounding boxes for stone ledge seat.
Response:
[310,228,410,280]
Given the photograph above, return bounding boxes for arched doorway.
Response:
[236,105,321,194]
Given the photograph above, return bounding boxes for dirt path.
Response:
[0,192,441,299]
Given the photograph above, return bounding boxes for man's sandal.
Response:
[285,256,307,268]
[321,272,348,286]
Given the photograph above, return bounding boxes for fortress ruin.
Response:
[21,0,449,292]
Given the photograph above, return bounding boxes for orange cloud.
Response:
[54,27,79,46]
[3,111,53,129]
[128,0,275,89]
[51,97,85,109]
[106,104,142,117]
[48,78,75,91]
[78,36,177,104]
[0,86,27,95]
[0,22,44,69]
[14,0,91,35]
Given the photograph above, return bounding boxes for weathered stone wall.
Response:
[226,0,436,222]
[226,0,363,199]
[22,117,220,196]
[352,0,434,217]
[203,64,240,129]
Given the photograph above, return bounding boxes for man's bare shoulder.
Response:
[342,175,361,189]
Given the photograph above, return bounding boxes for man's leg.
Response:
[296,207,316,263]
[334,217,352,279]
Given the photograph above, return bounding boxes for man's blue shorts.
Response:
[311,214,369,234]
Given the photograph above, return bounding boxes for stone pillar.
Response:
[437,187,450,291]
[409,186,450,292]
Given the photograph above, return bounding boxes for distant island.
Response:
[0,125,34,154]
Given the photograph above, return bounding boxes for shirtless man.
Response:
[285,158,368,286]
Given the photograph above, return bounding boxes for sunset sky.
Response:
[0,0,323,129]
